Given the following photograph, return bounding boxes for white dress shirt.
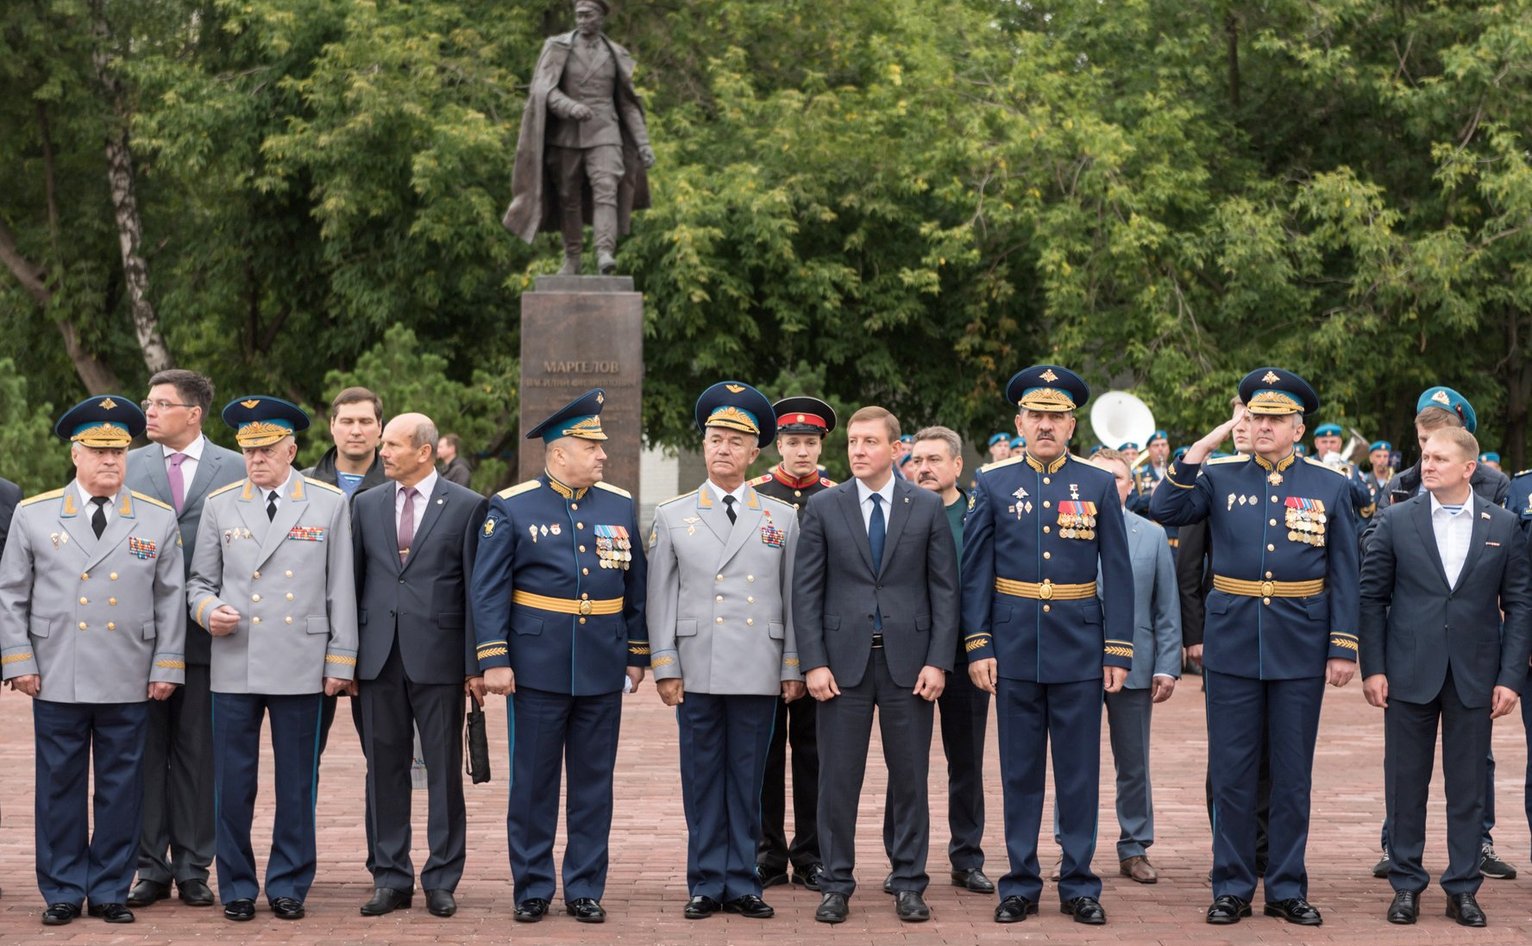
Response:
[1429,493,1474,588]
[707,480,748,519]
[162,433,206,491]
[395,470,439,538]
[262,470,294,515]
[75,482,116,527]
[855,476,896,534]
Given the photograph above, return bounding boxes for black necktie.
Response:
[723,494,737,524]
[869,493,886,630]
[90,496,109,538]
[266,491,278,521]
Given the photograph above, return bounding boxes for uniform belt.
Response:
[511,590,624,616]
[1212,576,1326,598]
[994,578,1097,601]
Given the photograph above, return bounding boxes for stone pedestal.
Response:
[519,275,644,495]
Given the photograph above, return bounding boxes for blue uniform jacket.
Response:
[1150,452,1359,680]
[960,452,1134,683]
[470,474,647,696]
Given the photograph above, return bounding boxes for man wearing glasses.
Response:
[125,370,244,910]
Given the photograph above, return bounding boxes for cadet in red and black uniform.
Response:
[751,397,836,891]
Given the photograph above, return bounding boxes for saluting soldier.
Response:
[751,396,835,892]
[1151,369,1359,927]
[961,366,1134,926]
[648,383,803,920]
[0,396,186,926]
[469,388,647,925]
[186,396,358,923]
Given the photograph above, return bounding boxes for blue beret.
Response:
[1416,386,1478,434]
[988,432,1010,447]
[1369,440,1392,452]
[1313,423,1344,438]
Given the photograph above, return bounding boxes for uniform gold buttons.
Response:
[1269,519,1277,526]
[252,616,262,624]
[716,574,724,582]
[1043,526,1051,534]
[1263,598,1272,606]
[109,572,118,580]
[578,617,587,625]
[79,597,88,605]
[715,617,723,624]
[1270,496,1278,503]
[747,618,755,626]
[715,595,724,602]
[1043,552,1052,560]
[577,522,585,529]
[285,593,294,601]
[252,594,262,602]
[1042,604,1051,613]
[1267,544,1275,551]
[1265,571,1273,579]
[580,592,590,600]
[747,596,755,604]
[579,545,587,553]
[253,571,261,579]
[1043,477,1051,485]
[78,622,87,630]
[285,616,294,624]
[747,575,756,582]
[285,570,293,578]
[107,622,116,631]
[794,490,802,498]
[81,573,89,581]
[108,597,117,606]
[571,503,579,511]
[1043,501,1051,509]
[582,568,589,575]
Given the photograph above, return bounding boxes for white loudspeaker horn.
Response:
[1090,391,1156,455]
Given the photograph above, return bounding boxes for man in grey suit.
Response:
[1361,426,1532,927]
[794,406,959,925]
[126,369,244,909]
[649,381,804,921]
[0,396,186,926]
[186,396,358,922]
[1090,449,1180,883]
[353,413,488,919]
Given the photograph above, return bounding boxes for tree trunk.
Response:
[91,0,174,374]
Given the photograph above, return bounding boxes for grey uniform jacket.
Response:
[1109,509,1183,689]
[187,473,359,694]
[126,438,245,664]
[647,482,802,695]
[0,484,187,701]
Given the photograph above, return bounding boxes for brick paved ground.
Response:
[1,677,1530,943]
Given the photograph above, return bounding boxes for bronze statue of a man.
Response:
[503,0,656,276]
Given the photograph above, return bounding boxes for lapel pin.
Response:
[1482,511,1491,520]
[904,496,910,504]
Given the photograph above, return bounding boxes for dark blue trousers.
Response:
[507,687,621,904]
[1204,671,1324,903]
[211,692,322,903]
[994,678,1101,903]
[34,699,148,906]
[677,693,777,900]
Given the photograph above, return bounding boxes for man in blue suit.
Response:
[1152,368,1359,927]
[962,365,1135,926]
[1088,448,1180,884]
[1360,427,1532,927]
[469,389,647,924]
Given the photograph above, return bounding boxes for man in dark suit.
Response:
[0,475,21,558]
[126,369,244,910]
[1360,426,1532,927]
[793,405,959,925]
[352,413,489,919]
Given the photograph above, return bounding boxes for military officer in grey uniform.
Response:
[0,396,187,926]
[186,396,358,923]
[649,381,805,921]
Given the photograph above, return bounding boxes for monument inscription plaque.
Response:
[519,275,644,496]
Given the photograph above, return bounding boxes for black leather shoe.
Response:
[795,863,824,890]
[42,902,80,925]
[127,880,170,907]
[882,872,895,895]
[425,889,456,917]
[895,890,930,921]
[755,864,789,888]
[684,895,721,919]
[994,895,1038,923]
[1207,895,1252,924]
[360,887,412,916]
[1062,896,1106,925]
[223,899,256,921]
[1387,890,1418,925]
[566,897,605,923]
[87,903,134,923]
[177,879,215,907]
[815,892,849,924]
[1446,892,1486,927]
[724,894,774,918]
[270,896,305,920]
[1264,897,1322,925]
[513,898,549,922]
[950,867,995,893]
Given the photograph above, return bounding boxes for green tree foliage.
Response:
[3,0,1531,474]
[0,359,74,493]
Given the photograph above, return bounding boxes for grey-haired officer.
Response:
[1151,368,1359,927]
[0,396,186,926]
[186,396,357,922]
[650,381,803,920]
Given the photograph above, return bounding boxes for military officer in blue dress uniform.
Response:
[961,365,1135,926]
[1151,368,1359,927]
[469,388,647,925]
[752,396,836,892]
[0,397,186,926]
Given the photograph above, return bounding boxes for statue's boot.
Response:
[594,205,618,274]
[559,254,582,276]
